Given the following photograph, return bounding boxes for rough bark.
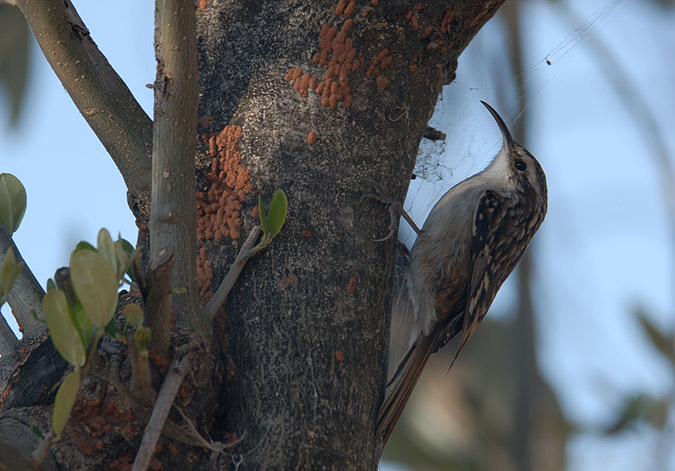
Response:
[0,1,506,470]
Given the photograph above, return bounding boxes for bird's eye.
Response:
[515,160,527,171]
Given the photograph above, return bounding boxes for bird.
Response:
[376,101,548,446]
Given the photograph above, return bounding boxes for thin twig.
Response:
[0,224,46,340]
[163,405,245,452]
[131,355,192,471]
[204,226,262,319]
[163,406,214,450]
[128,331,154,404]
[15,0,152,204]
[30,429,55,466]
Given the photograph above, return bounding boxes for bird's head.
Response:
[482,101,548,214]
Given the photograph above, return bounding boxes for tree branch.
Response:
[204,226,261,319]
[0,315,17,357]
[30,429,55,468]
[128,331,153,403]
[142,248,174,358]
[131,355,192,471]
[15,0,152,205]
[0,224,45,340]
[149,0,201,337]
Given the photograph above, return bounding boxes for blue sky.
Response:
[1,1,674,469]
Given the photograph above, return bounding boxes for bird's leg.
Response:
[360,179,422,242]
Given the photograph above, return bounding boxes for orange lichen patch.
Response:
[307,130,317,146]
[287,9,365,109]
[301,230,312,237]
[401,2,457,58]
[376,75,389,90]
[110,455,134,471]
[346,276,357,293]
[198,0,207,10]
[285,0,407,106]
[199,115,214,128]
[197,125,250,242]
[405,7,421,30]
[196,246,213,305]
[285,68,312,98]
[167,442,179,457]
[208,135,217,156]
[67,395,138,464]
[366,48,393,88]
[344,0,356,16]
[335,350,344,362]
[409,64,419,72]
[440,7,456,34]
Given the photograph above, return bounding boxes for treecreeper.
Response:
[376,101,548,446]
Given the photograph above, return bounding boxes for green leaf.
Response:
[52,369,81,436]
[44,290,86,367]
[123,304,143,329]
[134,327,151,351]
[30,425,44,439]
[30,309,46,324]
[0,173,27,234]
[266,189,288,239]
[0,247,23,305]
[258,194,268,236]
[97,228,118,277]
[69,301,97,350]
[117,238,135,256]
[70,250,118,330]
[114,239,137,283]
[73,241,96,253]
[46,278,56,292]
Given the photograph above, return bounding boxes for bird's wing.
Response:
[447,189,505,369]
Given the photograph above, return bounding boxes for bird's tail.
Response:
[375,334,435,447]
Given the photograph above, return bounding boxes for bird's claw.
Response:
[360,179,403,242]
[370,204,398,242]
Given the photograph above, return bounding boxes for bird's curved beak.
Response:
[481,101,514,150]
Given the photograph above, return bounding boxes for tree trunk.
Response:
[0,1,506,470]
